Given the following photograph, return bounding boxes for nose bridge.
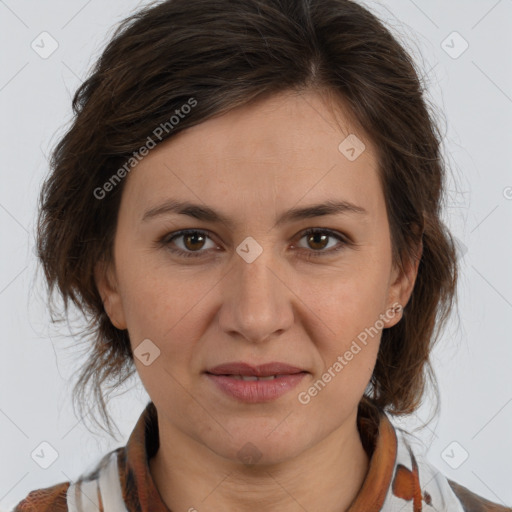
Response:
[234,243,280,316]
[219,239,293,342]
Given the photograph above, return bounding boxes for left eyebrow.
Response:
[274,200,368,227]
[141,198,368,229]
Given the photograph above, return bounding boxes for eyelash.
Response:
[158,228,350,260]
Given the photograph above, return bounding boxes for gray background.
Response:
[0,0,511,509]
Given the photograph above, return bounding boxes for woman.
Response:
[13,0,511,510]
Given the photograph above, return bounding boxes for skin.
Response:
[95,88,420,512]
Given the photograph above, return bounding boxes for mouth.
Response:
[205,361,307,377]
[213,374,303,381]
[204,362,308,403]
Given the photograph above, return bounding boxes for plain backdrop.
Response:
[1,0,511,509]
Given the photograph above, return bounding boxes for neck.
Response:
[149,409,371,512]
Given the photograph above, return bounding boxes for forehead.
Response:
[120,89,382,220]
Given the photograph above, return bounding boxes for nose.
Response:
[217,244,295,344]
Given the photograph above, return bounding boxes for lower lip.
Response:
[205,373,307,403]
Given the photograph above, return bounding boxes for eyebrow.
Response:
[141,198,368,228]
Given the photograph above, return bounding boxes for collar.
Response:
[115,400,398,512]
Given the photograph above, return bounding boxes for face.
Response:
[96,89,418,465]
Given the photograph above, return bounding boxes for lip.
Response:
[206,361,305,377]
[205,362,307,403]
[205,373,307,403]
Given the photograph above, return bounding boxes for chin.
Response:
[205,423,314,467]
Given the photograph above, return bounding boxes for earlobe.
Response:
[94,259,127,330]
[383,302,404,329]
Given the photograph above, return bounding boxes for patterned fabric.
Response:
[12,400,511,511]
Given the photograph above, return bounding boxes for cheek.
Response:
[117,268,222,400]
[115,241,209,337]
[306,290,383,407]
[122,267,210,398]
[299,254,390,379]
[304,257,392,334]
[315,301,382,379]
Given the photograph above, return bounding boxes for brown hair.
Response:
[37,0,457,436]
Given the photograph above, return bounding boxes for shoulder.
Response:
[11,448,124,512]
[11,481,70,511]
[392,427,511,511]
[448,478,512,512]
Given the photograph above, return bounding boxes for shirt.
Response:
[12,400,512,511]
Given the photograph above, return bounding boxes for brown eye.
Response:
[294,228,348,258]
[162,229,217,258]
[182,232,207,251]
[305,232,330,251]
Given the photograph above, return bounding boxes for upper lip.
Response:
[206,362,306,377]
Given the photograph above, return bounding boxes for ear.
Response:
[94,259,127,330]
[382,239,423,329]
